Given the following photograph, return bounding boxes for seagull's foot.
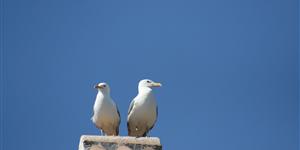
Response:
[100,129,104,136]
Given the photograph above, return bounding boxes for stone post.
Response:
[79,135,162,150]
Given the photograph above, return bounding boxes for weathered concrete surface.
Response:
[79,135,162,150]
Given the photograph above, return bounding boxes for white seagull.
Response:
[92,82,120,136]
[127,79,162,137]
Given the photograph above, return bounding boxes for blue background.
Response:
[1,0,299,150]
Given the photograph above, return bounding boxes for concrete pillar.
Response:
[79,135,162,150]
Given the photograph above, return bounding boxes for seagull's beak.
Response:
[151,82,162,87]
[94,85,103,89]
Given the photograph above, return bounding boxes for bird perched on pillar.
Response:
[127,79,162,137]
[92,82,120,136]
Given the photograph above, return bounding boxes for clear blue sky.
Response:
[1,0,299,150]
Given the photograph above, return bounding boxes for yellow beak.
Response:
[94,85,103,89]
[151,82,162,87]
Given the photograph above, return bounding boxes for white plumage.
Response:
[127,79,162,137]
[92,83,120,136]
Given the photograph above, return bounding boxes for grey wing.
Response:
[148,105,158,131]
[115,104,121,124]
[127,99,135,115]
[127,99,136,135]
[117,107,121,121]
[116,105,121,135]
[90,109,94,121]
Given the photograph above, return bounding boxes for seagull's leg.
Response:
[144,127,150,137]
[143,132,149,137]
[100,129,103,136]
[145,130,150,137]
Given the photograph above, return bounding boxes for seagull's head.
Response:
[138,79,162,92]
[94,82,110,94]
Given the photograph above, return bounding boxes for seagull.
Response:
[91,82,120,136]
[127,79,162,137]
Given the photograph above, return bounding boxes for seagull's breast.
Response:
[93,95,119,125]
[131,93,157,126]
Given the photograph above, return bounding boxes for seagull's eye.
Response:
[146,80,151,83]
[103,85,106,87]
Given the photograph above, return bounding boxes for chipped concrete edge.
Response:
[79,135,161,150]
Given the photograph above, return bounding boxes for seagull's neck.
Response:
[97,90,110,98]
[136,87,155,103]
[138,87,153,95]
